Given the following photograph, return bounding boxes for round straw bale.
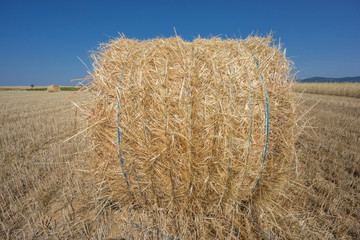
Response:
[84,35,297,238]
[47,84,61,92]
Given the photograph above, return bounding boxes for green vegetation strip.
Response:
[26,88,47,91]
[24,87,81,91]
[60,87,81,91]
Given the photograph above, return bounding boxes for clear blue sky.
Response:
[0,0,359,86]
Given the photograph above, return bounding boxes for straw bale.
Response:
[84,35,297,238]
[47,84,61,92]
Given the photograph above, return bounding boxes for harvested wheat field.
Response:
[294,82,360,98]
[1,40,359,239]
[1,90,359,239]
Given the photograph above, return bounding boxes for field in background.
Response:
[294,82,360,98]
[0,86,81,91]
[0,91,359,239]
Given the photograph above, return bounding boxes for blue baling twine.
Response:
[227,58,272,238]
[227,63,234,174]
[184,62,188,136]
[243,205,274,239]
[117,52,270,239]
[129,207,179,240]
[117,52,131,188]
[246,56,273,238]
[241,76,253,186]
[163,65,167,136]
[116,53,177,239]
[251,56,270,191]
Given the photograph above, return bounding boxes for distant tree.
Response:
[30,84,34,89]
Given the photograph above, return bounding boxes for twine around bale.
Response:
[117,52,131,189]
[116,52,178,239]
[115,54,272,239]
[251,55,270,192]
[129,206,179,240]
[86,35,296,239]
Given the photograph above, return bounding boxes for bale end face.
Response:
[84,35,297,238]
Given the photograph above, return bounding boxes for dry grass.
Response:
[293,93,360,239]
[0,91,110,239]
[84,35,298,239]
[294,82,360,98]
[0,91,359,239]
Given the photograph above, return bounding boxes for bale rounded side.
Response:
[84,35,297,238]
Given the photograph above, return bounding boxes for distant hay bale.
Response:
[47,84,61,92]
[84,35,297,238]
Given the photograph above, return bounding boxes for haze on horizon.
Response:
[0,0,359,86]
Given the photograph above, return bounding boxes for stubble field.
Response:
[0,90,359,239]
[294,83,360,98]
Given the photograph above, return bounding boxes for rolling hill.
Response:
[297,76,360,83]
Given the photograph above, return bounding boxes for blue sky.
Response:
[0,0,359,86]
